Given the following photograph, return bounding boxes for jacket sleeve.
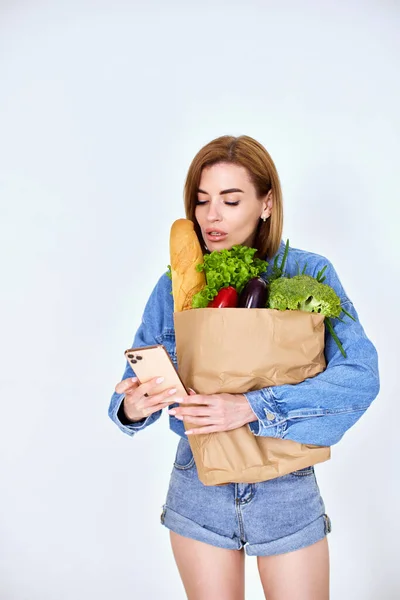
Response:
[108,275,168,437]
[244,260,380,446]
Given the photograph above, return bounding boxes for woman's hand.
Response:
[168,391,258,435]
[115,377,177,422]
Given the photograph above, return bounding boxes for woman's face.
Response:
[195,162,272,252]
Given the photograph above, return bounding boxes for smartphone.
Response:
[124,344,189,396]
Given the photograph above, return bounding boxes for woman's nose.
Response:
[206,201,222,221]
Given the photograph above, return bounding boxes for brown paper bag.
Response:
[173,308,331,486]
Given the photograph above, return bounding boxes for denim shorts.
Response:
[161,437,332,556]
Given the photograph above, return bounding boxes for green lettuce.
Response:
[191,245,268,308]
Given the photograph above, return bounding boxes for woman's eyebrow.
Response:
[197,188,245,195]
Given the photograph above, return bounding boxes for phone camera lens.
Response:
[136,355,143,360]
[130,359,137,364]
[127,354,134,358]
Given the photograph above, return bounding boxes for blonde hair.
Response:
[183,135,283,259]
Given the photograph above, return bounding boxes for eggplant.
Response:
[238,277,268,308]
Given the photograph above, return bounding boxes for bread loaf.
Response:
[169,219,206,311]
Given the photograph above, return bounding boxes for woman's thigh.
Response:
[170,531,245,600]
[257,537,330,600]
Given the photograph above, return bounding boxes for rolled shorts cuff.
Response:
[160,505,242,551]
[161,505,332,557]
[245,513,332,557]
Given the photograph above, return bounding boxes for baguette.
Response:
[169,219,206,311]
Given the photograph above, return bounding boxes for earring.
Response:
[262,216,267,222]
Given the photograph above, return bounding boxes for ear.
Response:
[261,190,273,220]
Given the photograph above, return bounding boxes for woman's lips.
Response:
[205,232,228,242]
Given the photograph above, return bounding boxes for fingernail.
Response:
[175,415,183,421]
[131,377,137,382]
[168,410,176,416]
[156,377,164,384]
[168,388,177,395]
[185,430,193,435]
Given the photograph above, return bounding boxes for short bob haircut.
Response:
[183,135,283,260]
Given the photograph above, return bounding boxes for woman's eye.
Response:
[195,199,239,206]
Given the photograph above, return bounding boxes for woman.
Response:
[108,135,379,599]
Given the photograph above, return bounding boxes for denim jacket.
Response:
[108,240,380,447]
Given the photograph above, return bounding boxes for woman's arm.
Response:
[244,260,380,446]
[108,274,170,436]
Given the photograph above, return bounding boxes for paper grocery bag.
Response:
[173,308,331,486]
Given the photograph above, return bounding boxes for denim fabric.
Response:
[160,436,332,555]
[108,240,380,446]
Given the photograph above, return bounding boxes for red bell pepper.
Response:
[208,286,238,308]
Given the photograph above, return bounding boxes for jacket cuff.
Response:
[244,387,287,438]
[111,394,155,436]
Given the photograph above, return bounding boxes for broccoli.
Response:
[268,274,342,318]
[267,272,356,357]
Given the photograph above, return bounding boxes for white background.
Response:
[1,1,399,598]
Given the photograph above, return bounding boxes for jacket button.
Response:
[266,412,275,421]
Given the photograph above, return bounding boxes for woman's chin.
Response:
[205,241,233,252]
[203,236,251,252]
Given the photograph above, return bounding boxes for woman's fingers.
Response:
[186,425,221,435]
[138,378,177,405]
[116,375,178,421]
[142,398,177,417]
[183,415,220,426]
[141,387,179,416]
[175,394,215,406]
[136,376,167,397]
[115,377,138,395]
[116,375,168,397]
[169,406,212,418]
